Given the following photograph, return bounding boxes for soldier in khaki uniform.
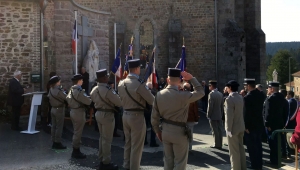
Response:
[118,59,154,170]
[207,80,224,149]
[224,80,246,170]
[66,74,92,159]
[151,68,204,170]
[90,69,121,170]
[48,76,67,150]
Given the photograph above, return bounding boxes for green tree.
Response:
[266,50,298,87]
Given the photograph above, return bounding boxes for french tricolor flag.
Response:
[72,20,78,54]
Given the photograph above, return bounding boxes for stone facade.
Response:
[0,0,40,93]
[0,0,266,94]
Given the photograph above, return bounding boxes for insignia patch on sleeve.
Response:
[112,90,116,94]
[145,85,149,90]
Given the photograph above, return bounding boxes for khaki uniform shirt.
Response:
[118,74,154,110]
[207,89,223,120]
[66,85,91,108]
[90,83,122,109]
[151,77,204,133]
[48,86,67,107]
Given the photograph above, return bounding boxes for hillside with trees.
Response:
[266,42,300,55]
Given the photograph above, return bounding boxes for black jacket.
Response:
[201,85,209,101]
[81,72,89,93]
[265,92,289,130]
[7,78,24,107]
[286,98,298,129]
[244,89,265,131]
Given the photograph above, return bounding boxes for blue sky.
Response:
[262,0,300,42]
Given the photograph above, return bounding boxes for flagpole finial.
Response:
[153,46,156,52]
[119,43,122,48]
[131,36,134,44]
[183,36,185,46]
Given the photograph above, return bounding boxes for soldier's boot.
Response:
[99,162,118,170]
[52,142,67,150]
[72,147,86,159]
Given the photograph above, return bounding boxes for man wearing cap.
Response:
[48,76,67,150]
[151,68,204,170]
[207,80,223,149]
[7,70,25,131]
[224,80,246,170]
[66,74,92,159]
[118,59,154,170]
[264,81,289,165]
[243,78,265,169]
[90,69,121,170]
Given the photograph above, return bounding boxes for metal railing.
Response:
[270,129,295,168]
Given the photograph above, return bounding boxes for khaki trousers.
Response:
[209,120,223,147]
[51,107,65,143]
[227,132,246,170]
[70,108,86,148]
[162,123,189,170]
[95,111,115,164]
[122,111,146,170]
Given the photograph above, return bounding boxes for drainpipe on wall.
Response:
[215,0,218,81]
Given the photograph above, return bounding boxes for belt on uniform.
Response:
[124,109,144,112]
[162,119,186,127]
[97,108,115,112]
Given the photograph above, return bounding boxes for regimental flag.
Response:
[144,48,158,88]
[123,44,133,78]
[72,20,78,54]
[176,45,186,79]
[111,47,122,80]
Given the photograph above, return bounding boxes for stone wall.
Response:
[0,0,40,94]
[75,0,216,81]
[44,0,110,88]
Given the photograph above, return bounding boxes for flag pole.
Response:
[75,10,78,74]
[114,23,117,91]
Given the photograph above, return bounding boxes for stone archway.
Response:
[133,17,158,62]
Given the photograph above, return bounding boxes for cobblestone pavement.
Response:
[0,114,297,170]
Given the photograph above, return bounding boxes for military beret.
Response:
[71,74,84,81]
[209,80,217,85]
[168,68,181,77]
[243,78,255,85]
[108,81,114,85]
[128,59,141,68]
[96,69,108,78]
[49,76,60,85]
[268,81,279,87]
[225,80,240,87]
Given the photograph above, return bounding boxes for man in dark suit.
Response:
[284,91,298,158]
[7,70,25,131]
[244,78,265,169]
[201,81,209,113]
[81,67,89,94]
[264,82,289,165]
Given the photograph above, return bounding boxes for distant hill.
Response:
[266,42,300,55]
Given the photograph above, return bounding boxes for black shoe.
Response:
[150,143,159,147]
[210,146,222,149]
[52,142,67,150]
[72,147,86,159]
[247,166,262,170]
[99,162,118,170]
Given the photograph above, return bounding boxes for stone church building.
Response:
[0,0,266,93]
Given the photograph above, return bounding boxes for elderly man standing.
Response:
[224,80,246,170]
[207,80,223,149]
[152,68,204,170]
[7,70,25,131]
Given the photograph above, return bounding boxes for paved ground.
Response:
[0,112,297,170]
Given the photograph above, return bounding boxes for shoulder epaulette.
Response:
[138,79,144,84]
[106,85,111,90]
